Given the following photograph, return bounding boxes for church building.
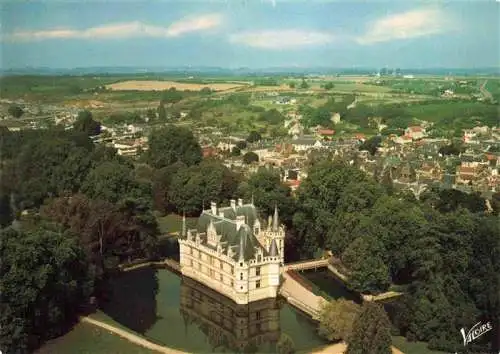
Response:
[178,198,285,304]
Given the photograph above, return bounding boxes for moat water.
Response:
[300,269,362,303]
[100,266,329,353]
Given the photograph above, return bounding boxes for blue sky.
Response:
[1,0,499,69]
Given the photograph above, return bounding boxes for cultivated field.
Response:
[106,80,247,92]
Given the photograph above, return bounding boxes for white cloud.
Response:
[229,30,334,49]
[2,14,222,42]
[165,13,222,36]
[357,8,453,45]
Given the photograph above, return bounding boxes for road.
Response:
[480,80,494,101]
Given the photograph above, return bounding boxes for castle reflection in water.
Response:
[180,275,282,353]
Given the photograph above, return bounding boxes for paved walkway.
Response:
[81,316,186,354]
[311,342,404,354]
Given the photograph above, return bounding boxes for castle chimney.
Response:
[210,201,217,215]
[230,199,236,211]
[237,198,243,207]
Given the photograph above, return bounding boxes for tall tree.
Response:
[0,224,94,353]
[81,160,145,205]
[347,302,392,354]
[8,104,24,118]
[157,103,166,120]
[73,110,101,136]
[237,167,295,226]
[319,299,361,341]
[147,125,202,169]
[242,151,259,164]
[342,235,391,294]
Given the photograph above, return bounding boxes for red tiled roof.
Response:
[486,153,497,161]
[459,166,476,174]
[318,129,335,135]
[408,126,423,132]
[202,146,216,157]
[286,180,301,187]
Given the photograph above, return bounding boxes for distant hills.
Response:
[1,66,499,77]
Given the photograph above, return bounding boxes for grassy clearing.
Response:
[391,336,448,354]
[156,213,198,234]
[36,321,156,354]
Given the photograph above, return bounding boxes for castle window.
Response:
[190,260,193,267]
[231,280,234,287]
[219,261,223,269]
[240,286,243,290]
[255,267,261,276]
[240,273,243,280]
[256,280,261,288]
[219,273,223,282]
[231,266,234,274]
[239,262,243,267]
[256,311,261,320]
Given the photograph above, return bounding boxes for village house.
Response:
[316,128,335,140]
[178,200,285,304]
[405,126,426,140]
[394,135,413,145]
[291,138,323,152]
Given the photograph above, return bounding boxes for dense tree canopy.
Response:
[0,224,94,353]
[168,160,241,215]
[147,125,202,169]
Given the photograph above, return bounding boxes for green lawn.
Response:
[392,336,447,354]
[36,321,156,354]
[156,213,198,234]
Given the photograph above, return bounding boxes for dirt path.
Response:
[310,341,404,354]
[81,316,186,354]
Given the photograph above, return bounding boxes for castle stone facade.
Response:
[178,198,285,304]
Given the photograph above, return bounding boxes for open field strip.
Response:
[106,80,248,91]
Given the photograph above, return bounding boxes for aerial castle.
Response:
[178,198,285,304]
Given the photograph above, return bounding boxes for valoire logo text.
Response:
[460,321,493,346]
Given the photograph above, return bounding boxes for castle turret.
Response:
[182,213,186,238]
[269,239,279,257]
[272,204,279,231]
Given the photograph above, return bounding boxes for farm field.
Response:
[106,80,248,91]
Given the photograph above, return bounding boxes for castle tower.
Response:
[261,204,285,265]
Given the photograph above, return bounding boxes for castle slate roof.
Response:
[193,203,266,261]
